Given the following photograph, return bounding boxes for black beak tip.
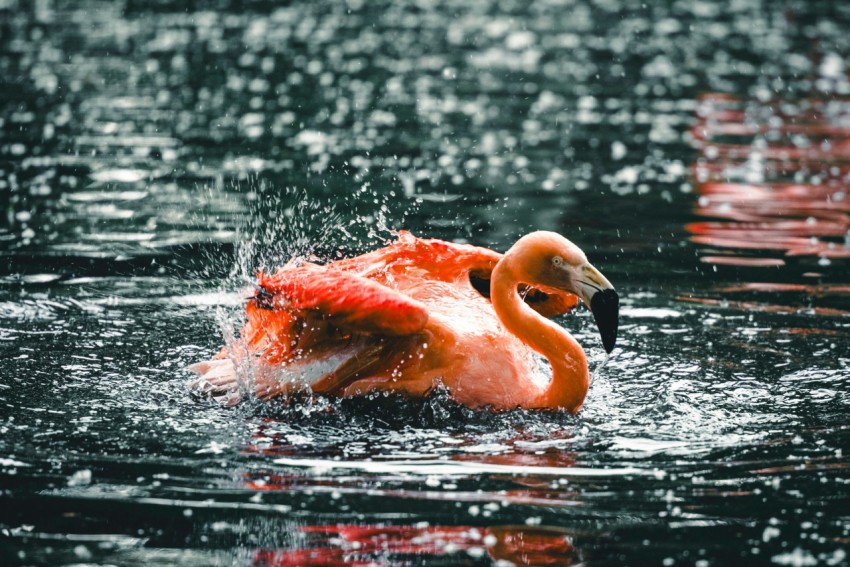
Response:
[590,289,619,354]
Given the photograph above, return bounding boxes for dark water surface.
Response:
[2,1,850,565]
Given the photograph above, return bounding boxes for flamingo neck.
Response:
[490,258,589,412]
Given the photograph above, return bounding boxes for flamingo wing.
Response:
[333,231,579,318]
[255,263,429,337]
[191,263,429,403]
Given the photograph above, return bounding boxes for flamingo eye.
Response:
[552,256,564,267]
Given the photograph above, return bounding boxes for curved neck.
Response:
[491,258,588,412]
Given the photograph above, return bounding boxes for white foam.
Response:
[273,457,656,477]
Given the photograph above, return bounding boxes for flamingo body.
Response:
[191,231,618,412]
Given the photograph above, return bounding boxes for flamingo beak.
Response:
[577,264,619,354]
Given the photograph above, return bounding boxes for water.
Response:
[1,0,849,565]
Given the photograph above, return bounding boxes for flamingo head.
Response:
[507,231,620,353]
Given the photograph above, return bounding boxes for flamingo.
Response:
[190,230,619,413]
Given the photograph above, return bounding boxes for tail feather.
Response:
[188,338,389,405]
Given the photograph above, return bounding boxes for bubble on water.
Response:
[772,547,818,567]
[505,31,536,50]
[611,141,627,160]
[195,441,229,455]
[820,53,844,79]
[67,469,92,487]
[90,168,148,183]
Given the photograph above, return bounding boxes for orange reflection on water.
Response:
[688,181,850,260]
[240,423,584,564]
[689,93,850,266]
[252,524,577,566]
[699,256,786,267]
[713,283,850,295]
[676,295,850,317]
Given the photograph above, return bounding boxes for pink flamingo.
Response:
[191,231,618,413]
